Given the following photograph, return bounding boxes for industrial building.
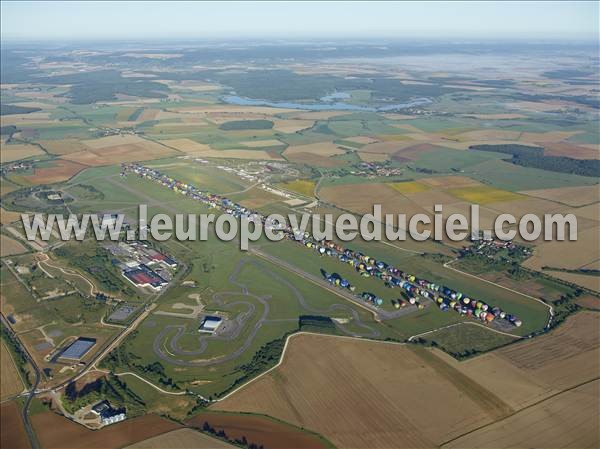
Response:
[57,337,96,362]
[122,264,168,290]
[199,315,223,333]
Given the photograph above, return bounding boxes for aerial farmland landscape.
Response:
[0,2,598,449]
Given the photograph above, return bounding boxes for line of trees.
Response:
[470,144,599,177]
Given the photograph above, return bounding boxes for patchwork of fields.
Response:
[1,43,599,449]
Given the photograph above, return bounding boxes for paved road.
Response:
[152,258,384,367]
[1,314,41,449]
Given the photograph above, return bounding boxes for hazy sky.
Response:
[1,1,598,41]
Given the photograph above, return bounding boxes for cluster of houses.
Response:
[121,163,522,327]
[1,160,33,176]
[104,240,177,291]
[458,238,532,263]
[349,162,404,178]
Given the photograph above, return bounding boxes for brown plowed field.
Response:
[187,412,330,449]
[0,401,30,449]
[125,428,235,449]
[31,412,181,449]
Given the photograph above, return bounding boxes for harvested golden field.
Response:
[0,235,28,257]
[455,129,522,141]
[64,140,177,166]
[344,135,380,144]
[447,185,523,204]
[358,152,389,162]
[192,149,282,160]
[575,294,600,309]
[188,412,330,449]
[360,140,414,155]
[284,152,345,167]
[284,110,352,120]
[37,139,87,155]
[444,380,600,449]
[420,175,481,188]
[523,226,600,272]
[271,119,314,133]
[169,105,296,115]
[279,179,316,196]
[321,183,429,221]
[1,343,24,399]
[213,334,508,449]
[440,139,533,151]
[520,185,600,207]
[32,412,181,449]
[387,181,430,194]
[392,143,453,161]
[0,143,45,163]
[240,139,283,148]
[125,428,235,449]
[1,207,21,225]
[1,402,30,449]
[520,130,582,143]
[462,113,527,120]
[542,142,599,159]
[284,141,346,157]
[497,312,600,388]
[507,100,569,112]
[160,138,211,153]
[162,140,282,159]
[544,271,599,291]
[11,159,86,185]
[81,134,144,149]
[0,112,56,126]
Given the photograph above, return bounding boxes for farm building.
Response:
[92,400,126,426]
[57,337,96,362]
[199,315,223,333]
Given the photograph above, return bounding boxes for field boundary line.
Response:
[105,370,187,396]
[1,340,28,399]
[215,331,406,403]
[439,377,600,448]
[408,321,523,342]
[443,259,554,326]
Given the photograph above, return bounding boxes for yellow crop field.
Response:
[387,181,430,194]
[280,179,316,197]
[448,186,523,204]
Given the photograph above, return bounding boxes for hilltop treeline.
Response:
[1,104,41,115]
[470,144,600,177]
[62,374,145,415]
